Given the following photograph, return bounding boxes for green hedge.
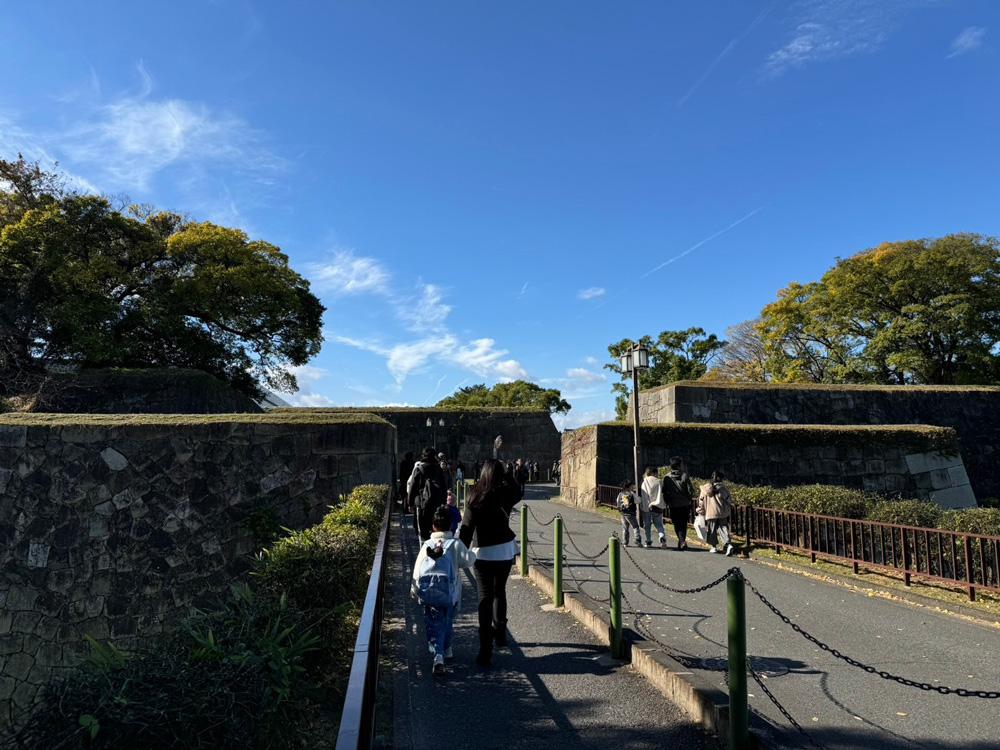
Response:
[8,484,390,749]
[659,468,1000,538]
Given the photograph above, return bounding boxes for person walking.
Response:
[412,506,476,674]
[398,451,416,505]
[514,458,529,495]
[408,447,449,541]
[639,466,667,549]
[616,480,642,546]
[459,459,523,668]
[696,471,734,556]
[663,456,695,550]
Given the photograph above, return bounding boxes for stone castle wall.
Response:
[0,413,394,723]
[560,422,973,511]
[281,408,562,475]
[631,382,1000,499]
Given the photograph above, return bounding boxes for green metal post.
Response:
[728,572,749,750]
[520,505,529,577]
[609,536,623,658]
[554,517,564,607]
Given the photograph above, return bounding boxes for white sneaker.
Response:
[433,654,444,674]
[444,647,453,659]
[725,544,734,557]
[708,547,718,554]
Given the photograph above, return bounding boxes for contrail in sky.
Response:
[423,374,449,406]
[677,1,778,107]
[640,205,765,279]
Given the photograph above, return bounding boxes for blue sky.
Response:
[2,0,998,427]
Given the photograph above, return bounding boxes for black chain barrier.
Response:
[525,505,557,527]
[742,574,1000,699]
[563,557,612,604]
[620,586,708,670]
[748,662,827,749]
[618,540,734,595]
[562,523,611,561]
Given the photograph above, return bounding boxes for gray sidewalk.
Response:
[521,491,1000,750]
[381,502,720,750]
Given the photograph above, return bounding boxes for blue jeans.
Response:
[425,604,456,656]
[644,508,666,545]
[620,513,640,545]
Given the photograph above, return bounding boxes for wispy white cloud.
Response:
[763,0,935,78]
[565,367,607,386]
[495,359,529,382]
[948,26,987,58]
[307,251,390,295]
[278,364,335,406]
[678,2,777,106]
[585,356,600,366]
[518,281,529,298]
[399,283,451,332]
[577,287,606,301]
[541,367,608,402]
[552,408,617,432]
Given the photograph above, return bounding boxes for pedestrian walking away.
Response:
[459,458,523,668]
[412,506,477,674]
[662,456,695,550]
[616,480,641,546]
[640,466,667,548]
[408,447,449,541]
[696,470,734,556]
[398,451,416,506]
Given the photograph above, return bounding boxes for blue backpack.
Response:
[416,539,456,607]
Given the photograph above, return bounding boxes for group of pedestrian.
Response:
[407,449,523,674]
[616,456,734,556]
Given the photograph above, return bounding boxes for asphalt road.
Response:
[520,486,1000,750]
[384,501,720,750]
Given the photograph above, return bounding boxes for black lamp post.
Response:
[621,342,650,488]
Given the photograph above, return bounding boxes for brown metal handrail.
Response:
[732,505,1000,602]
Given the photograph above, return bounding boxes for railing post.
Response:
[554,516,564,608]
[609,535,623,659]
[520,505,529,577]
[728,570,749,750]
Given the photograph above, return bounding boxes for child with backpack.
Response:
[445,490,462,532]
[617,480,641,547]
[412,505,477,674]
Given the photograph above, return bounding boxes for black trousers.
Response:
[473,559,513,655]
[669,505,690,545]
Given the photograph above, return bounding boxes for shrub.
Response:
[866,499,943,529]
[937,508,1000,538]
[12,586,319,750]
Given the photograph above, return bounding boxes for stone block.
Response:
[948,464,970,487]
[929,484,977,510]
[930,469,954,490]
[100,447,130,471]
[0,425,27,448]
[27,542,51,568]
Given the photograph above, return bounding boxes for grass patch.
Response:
[642,379,1000,394]
[0,412,389,427]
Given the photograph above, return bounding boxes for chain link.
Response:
[748,662,827,749]
[525,505,557,527]
[618,540,735,594]
[742,574,1000,700]
[562,523,611,561]
[563,557,612,604]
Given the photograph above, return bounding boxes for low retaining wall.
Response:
[561,422,974,510]
[0,412,395,724]
[632,382,1000,498]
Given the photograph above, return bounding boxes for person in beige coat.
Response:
[639,466,667,548]
[696,471,734,556]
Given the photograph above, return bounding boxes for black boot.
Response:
[493,622,508,648]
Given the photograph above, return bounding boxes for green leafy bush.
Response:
[11,586,319,750]
[937,508,1000,538]
[866,499,943,529]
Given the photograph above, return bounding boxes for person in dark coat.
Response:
[408,446,449,541]
[662,456,695,550]
[398,451,416,504]
[459,459,523,667]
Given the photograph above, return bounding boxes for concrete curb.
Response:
[519,557,783,749]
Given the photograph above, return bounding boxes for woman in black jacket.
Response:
[459,459,523,667]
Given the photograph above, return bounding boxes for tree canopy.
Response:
[436,380,571,414]
[0,155,324,400]
[758,234,1000,385]
[605,328,724,419]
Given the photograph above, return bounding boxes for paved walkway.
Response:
[382,494,720,750]
[521,488,1000,750]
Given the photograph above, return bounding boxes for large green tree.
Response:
[0,156,324,399]
[605,328,724,419]
[437,380,571,414]
[759,234,1000,385]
